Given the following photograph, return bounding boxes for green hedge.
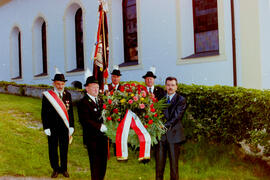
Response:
[1,81,269,154]
[178,84,270,155]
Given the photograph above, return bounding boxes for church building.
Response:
[1,0,270,89]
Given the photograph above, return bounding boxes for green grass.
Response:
[0,93,269,179]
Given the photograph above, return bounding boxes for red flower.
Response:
[103,104,106,109]
[148,119,153,125]
[113,108,119,114]
[131,83,136,87]
[124,84,130,88]
[150,108,155,112]
[110,91,114,95]
[108,99,112,105]
[107,117,112,121]
[150,104,154,108]
[144,125,148,128]
[120,86,125,92]
[128,99,134,104]
[141,91,147,97]
[133,96,139,101]
[117,118,121,122]
[144,115,149,119]
[154,113,158,117]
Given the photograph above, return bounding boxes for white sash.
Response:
[43,90,69,129]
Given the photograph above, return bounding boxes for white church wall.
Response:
[258,0,270,89]
[0,0,239,87]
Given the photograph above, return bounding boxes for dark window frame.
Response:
[192,0,219,54]
[74,8,84,71]
[122,0,138,65]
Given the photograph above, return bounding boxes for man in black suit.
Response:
[104,69,123,92]
[77,76,108,180]
[142,71,165,100]
[155,76,187,180]
[41,74,74,178]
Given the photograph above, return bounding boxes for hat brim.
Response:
[142,75,156,79]
[84,81,99,87]
[52,79,68,82]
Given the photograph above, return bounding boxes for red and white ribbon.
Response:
[43,90,69,129]
[116,110,151,161]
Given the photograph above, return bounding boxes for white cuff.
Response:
[69,127,74,136]
[44,129,51,136]
[100,124,107,132]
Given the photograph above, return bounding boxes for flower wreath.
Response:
[102,82,167,148]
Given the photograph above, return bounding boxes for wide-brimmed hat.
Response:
[84,76,99,86]
[142,71,156,79]
[111,69,122,76]
[52,74,67,82]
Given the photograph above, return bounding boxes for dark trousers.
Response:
[48,130,69,172]
[155,140,181,180]
[86,138,108,180]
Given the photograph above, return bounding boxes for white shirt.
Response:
[167,93,176,101]
[54,88,64,98]
[87,93,98,103]
[147,86,154,93]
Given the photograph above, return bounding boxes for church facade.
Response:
[0,0,270,89]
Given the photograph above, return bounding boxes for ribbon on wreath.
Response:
[116,110,151,161]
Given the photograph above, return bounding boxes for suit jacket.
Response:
[161,93,187,143]
[152,86,165,101]
[77,93,107,145]
[41,90,74,132]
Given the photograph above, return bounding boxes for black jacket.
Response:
[161,93,187,143]
[77,94,107,145]
[41,90,74,131]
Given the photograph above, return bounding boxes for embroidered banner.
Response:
[43,90,69,129]
[116,110,151,161]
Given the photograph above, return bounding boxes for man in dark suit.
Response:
[155,76,187,180]
[142,71,165,100]
[77,76,108,180]
[104,69,123,92]
[41,73,74,178]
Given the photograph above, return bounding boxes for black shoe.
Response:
[51,171,59,178]
[62,171,70,178]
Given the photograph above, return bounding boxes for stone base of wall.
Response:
[0,84,83,102]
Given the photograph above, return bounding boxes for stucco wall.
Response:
[0,0,238,87]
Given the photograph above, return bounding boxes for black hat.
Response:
[52,74,67,82]
[111,69,122,76]
[84,76,99,87]
[142,71,156,79]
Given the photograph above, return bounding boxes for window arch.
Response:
[64,4,84,72]
[33,17,47,76]
[10,27,22,79]
[122,0,138,63]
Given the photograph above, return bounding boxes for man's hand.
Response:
[44,129,51,136]
[100,124,107,132]
[69,127,74,136]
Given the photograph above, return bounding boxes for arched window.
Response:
[193,0,219,53]
[41,22,48,74]
[75,8,84,70]
[65,5,84,72]
[122,0,138,63]
[33,17,47,76]
[11,27,22,79]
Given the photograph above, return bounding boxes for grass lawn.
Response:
[0,93,269,179]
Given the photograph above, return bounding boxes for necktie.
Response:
[95,98,99,110]
[149,87,152,93]
[59,93,62,99]
[167,97,171,104]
